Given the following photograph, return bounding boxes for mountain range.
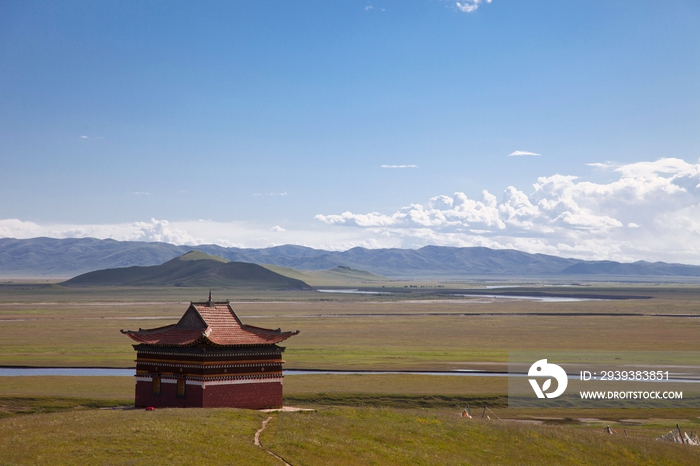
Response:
[2,237,700,279]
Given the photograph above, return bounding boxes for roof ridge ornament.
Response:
[208,289,212,306]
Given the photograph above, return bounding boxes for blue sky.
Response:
[1,1,699,263]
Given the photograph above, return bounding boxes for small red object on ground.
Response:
[145,406,155,411]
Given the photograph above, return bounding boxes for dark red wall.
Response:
[135,379,282,409]
[203,382,282,409]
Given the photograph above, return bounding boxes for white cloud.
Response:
[455,0,492,13]
[0,219,43,238]
[0,218,377,251]
[80,135,90,139]
[587,162,617,169]
[365,5,373,11]
[381,164,419,169]
[315,157,700,264]
[253,192,288,197]
[3,158,700,264]
[614,158,700,179]
[128,219,201,245]
[0,218,201,246]
[508,150,541,157]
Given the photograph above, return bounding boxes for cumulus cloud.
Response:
[316,157,700,264]
[0,218,201,246]
[0,218,379,251]
[0,219,43,238]
[4,158,700,264]
[127,219,201,245]
[508,150,541,157]
[455,0,492,13]
[381,164,419,169]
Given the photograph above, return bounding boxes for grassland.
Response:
[0,408,280,465]
[0,406,698,465]
[266,407,700,466]
[1,368,699,463]
[0,283,699,368]
[1,282,700,464]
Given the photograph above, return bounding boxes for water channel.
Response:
[317,289,605,302]
[1,368,699,383]
[0,368,503,377]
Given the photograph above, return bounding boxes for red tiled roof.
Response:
[121,302,299,347]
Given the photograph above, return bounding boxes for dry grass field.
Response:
[0,283,698,368]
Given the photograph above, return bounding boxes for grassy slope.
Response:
[319,265,389,281]
[260,264,321,284]
[0,409,279,466]
[261,263,392,287]
[175,250,229,262]
[0,375,698,464]
[0,407,698,465]
[267,408,700,466]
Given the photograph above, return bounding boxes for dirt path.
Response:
[255,416,293,466]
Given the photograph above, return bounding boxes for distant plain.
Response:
[0,282,698,369]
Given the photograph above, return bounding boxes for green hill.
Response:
[261,264,318,283]
[61,250,311,289]
[175,250,229,263]
[262,264,390,286]
[323,265,388,281]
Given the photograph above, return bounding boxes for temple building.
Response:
[121,295,299,409]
